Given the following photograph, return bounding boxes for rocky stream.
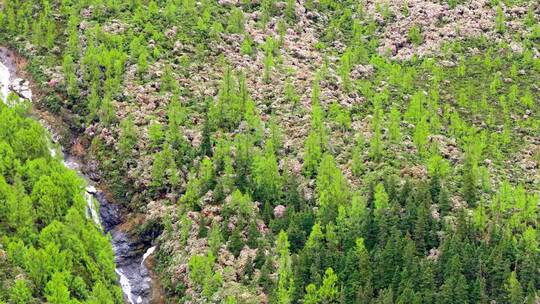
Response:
[0,47,156,304]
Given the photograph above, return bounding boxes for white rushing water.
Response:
[141,246,156,266]
[84,191,101,225]
[0,58,32,104]
[116,269,136,304]
[66,162,139,303]
[60,156,101,226]
[0,61,9,102]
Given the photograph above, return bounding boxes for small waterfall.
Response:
[85,187,101,226]
[60,154,152,304]
[141,246,156,266]
[55,154,101,227]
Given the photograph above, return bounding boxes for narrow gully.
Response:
[0,48,155,304]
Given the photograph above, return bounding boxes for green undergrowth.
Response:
[0,102,123,303]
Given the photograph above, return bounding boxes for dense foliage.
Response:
[0,102,123,303]
[0,0,538,303]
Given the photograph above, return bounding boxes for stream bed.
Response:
[0,47,155,304]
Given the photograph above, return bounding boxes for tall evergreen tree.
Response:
[276,231,295,304]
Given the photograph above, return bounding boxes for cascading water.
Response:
[0,49,155,304]
[0,55,11,103]
[142,246,157,266]
[61,156,154,304]
[84,186,101,225]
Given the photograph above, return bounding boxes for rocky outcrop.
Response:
[365,0,535,60]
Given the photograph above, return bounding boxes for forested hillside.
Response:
[0,0,538,303]
[0,102,123,303]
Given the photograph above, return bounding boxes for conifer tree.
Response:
[9,279,33,304]
[208,221,223,255]
[244,98,264,144]
[339,50,352,92]
[269,116,284,153]
[137,49,149,77]
[388,105,401,143]
[148,120,164,148]
[438,255,468,304]
[413,116,429,156]
[408,25,422,46]
[285,0,296,23]
[151,146,178,189]
[62,54,79,98]
[228,226,244,258]
[252,140,282,203]
[45,272,70,304]
[495,5,505,33]
[227,7,244,34]
[284,75,300,106]
[99,94,115,126]
[259,256,275,293]
[374,288,394,304]
[87,85,100,122]
[504,271,523,304]
[438,185,451,217]
[316,154,350,224]
[303,131,323,177]
[405,92,425,124]
[119,115,137,160]
[260,0,275,27]
[303,284,320,304]
[263,45,274,84]
[247,220,260,249]
[276,231,295,304]
[241,35,253,55]
[208,67,243,131]
[353,238,374,302]
[298,223,325,289]
[370,108,383,161]
[160,64,176,93]
[462,153,478,207]
[319,268,339,303]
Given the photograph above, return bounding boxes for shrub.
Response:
[408,25,423,46]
